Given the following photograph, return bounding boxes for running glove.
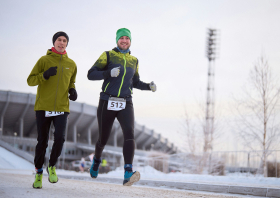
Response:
[69,88,78,101]
[149,81,157,92]
[111,67,120,77]
[43,66,57,80]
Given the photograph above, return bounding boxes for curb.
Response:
[56,174,280,197]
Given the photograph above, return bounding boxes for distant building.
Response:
[0,90,177,169]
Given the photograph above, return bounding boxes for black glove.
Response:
[69,88,77,101]
[43,66,57,80]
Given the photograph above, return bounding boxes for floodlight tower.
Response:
[204,28,219,153]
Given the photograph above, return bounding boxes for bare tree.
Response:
[182,109,204,173]
[184,111,199,155]
[183,101,222,173]
[234,55,280,176]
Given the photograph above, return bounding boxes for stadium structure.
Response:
[0,90,177,169]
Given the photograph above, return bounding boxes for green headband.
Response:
[116,28,131,43]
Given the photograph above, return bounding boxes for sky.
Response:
[1,0,280,152]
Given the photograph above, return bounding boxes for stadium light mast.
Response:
[204,28,219,154]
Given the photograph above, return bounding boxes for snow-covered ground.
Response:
[0,146,34,170]
[108,166,280,188]
[1,146,254,198]
[1,146,279,189]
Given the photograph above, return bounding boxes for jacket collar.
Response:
[113,47,131,54]
[46,49,68,58]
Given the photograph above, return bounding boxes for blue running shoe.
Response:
[123,171,140,186]
[90,156,101,179]
[90,167,98,178]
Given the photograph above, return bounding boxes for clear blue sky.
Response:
[1,0,280,151]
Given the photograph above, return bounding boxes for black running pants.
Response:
[34,111,69,169]
[95,99,135,164]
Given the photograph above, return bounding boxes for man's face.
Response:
[117,36,131,50]
[54,36,67,53]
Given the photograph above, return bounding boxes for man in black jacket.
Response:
[88,28,156,186]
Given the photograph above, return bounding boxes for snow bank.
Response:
[1,146,280,188]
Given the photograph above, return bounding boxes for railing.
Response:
[133,150,280,178]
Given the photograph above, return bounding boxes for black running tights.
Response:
[34,111,69,169]
[95,99,135,164]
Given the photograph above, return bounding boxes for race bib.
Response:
[45,111,64,117]
[107,97,126,111]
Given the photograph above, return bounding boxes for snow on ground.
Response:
[0,146,280,189]
[0,146,34,170]
[1,173,246,198]
[0,147,250,198]
[106,166,280,188]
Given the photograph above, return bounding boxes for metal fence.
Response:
[132,150,280,177]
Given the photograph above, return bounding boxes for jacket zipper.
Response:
[61,67,63,81]
[104,82,110,92]
[54,55,62,111]
[117,54,126,97]
[129,87,132,94]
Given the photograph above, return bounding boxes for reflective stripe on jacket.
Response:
[27,49,77,112]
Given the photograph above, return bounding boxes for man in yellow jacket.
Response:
[27,31,77,189]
